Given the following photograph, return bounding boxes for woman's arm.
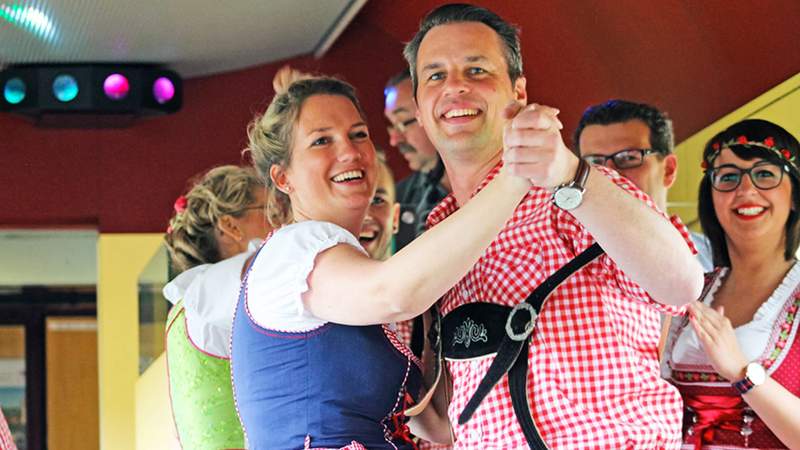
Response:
[408,376,453,445]
[741,378,800,449]
[304,170,530,325]
[689,301,800,449]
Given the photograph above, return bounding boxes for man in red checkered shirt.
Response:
[403,4,704,449]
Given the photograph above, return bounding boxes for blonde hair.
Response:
[246,76,366,227]
[165,165,266,273]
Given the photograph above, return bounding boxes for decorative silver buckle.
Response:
[505,302,537,341]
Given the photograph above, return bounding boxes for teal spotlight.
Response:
[52,74,79,102]
[3,78,26,104]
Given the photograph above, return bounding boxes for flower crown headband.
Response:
[701,135,794,170]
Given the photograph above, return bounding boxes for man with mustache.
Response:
[385,70,450,250]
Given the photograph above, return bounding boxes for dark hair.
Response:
[698,119,800,266]
[574,99,674,156]
[247,77,366,227]
[403,3,522,96]
[385,69,411,90]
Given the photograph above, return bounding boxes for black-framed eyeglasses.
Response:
[583,148,661,170]
[386,117,417,135]
[708,161,788,192]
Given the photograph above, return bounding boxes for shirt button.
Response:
[470,429,481,441]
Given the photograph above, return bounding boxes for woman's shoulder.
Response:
[163,251,251,304]
[275,220,359,243]
[260,220,365,259]
[245,221,365,331]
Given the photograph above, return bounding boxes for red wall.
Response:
[0,14,408,232]
[2,0,799,232]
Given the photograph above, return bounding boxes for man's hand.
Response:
[502,101,580,190]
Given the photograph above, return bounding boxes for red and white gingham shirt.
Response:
[427,163,695,450]
[0,406,17,450]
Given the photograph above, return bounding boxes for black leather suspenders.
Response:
[437,242,604,449]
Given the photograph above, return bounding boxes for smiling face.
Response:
[414,21,526,161]
[711,148,792,249]
[271,94,377,228]
[359,161,399,260]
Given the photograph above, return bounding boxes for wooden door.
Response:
[45,317,99,450]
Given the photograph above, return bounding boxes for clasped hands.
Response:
[502,101,580,190]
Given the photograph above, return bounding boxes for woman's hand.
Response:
[688,301,749,381]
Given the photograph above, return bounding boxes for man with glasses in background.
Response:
[575,99,713,271]
[384,70,450,250]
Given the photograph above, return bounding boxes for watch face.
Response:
[554,187,583,210]
[746,362,766,385]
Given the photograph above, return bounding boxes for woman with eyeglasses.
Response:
[662,119,800,449]
[163,165,274,450]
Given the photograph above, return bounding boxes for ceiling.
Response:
[1,0,798,140]
[0,0,366,77]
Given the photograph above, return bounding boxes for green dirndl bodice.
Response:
[166,301,244,449]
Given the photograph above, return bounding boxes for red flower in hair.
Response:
[712,142,720,151]
[737,135,748,144]
[764,137,775,148]
[173,195,187,213]
[781,149,792,160]
[700,160,708,170]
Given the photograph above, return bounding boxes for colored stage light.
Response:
[152,77,175,104]
[384,85,398,110]
[103,74,130,100]
[52,74,79,102]
[3,77,26,104]
[0,4,58,43]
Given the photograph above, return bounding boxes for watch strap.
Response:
[573,157,590,190]
[555,158,590,191]
[732,376,755,395]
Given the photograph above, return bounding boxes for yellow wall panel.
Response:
[97,234,162,450]
[135,352,180,450]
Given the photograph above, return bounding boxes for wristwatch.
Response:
[552,158,590,210]
[731,362,766,395]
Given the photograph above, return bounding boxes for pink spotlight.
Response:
[103,73,130,100]
[153,77,175,104]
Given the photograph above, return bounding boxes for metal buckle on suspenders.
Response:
[506,302,537,342]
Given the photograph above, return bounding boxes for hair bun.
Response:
[272,65,313,95]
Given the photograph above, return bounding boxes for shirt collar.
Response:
[426,160,503,228]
